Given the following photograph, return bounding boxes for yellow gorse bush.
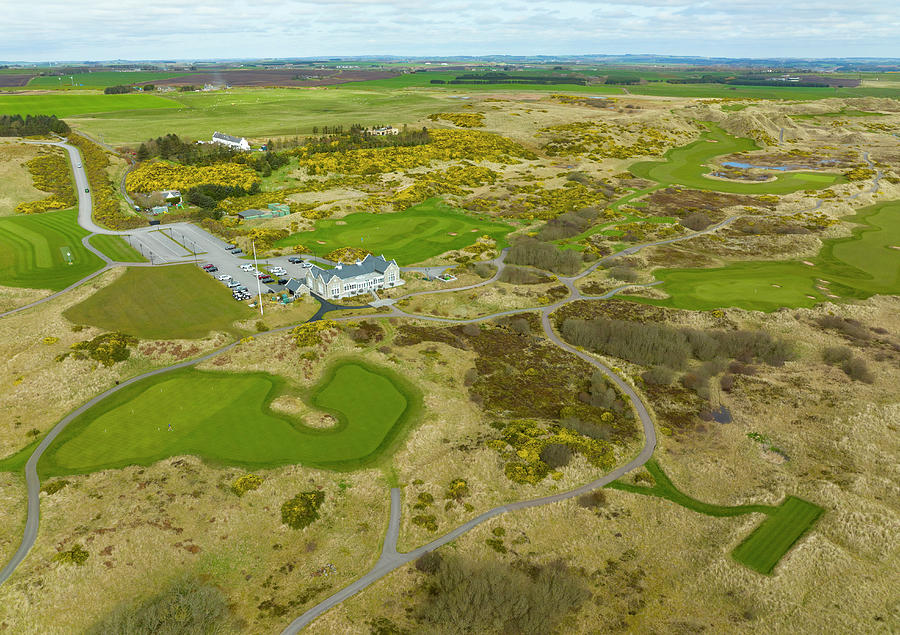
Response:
[15,151,76,214]
[126,161,261,193]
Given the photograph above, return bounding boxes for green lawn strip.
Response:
[607,459,775,517]
[275,197,515,265]
[628,84,900,100]
[0,94,181,117]
[789,108,887,120]
[31,359,421,477]
[62,264,252,339]
[27,71,190,90]
[629,123,843,194]
[621,199,900,311]
[87,234,147,262]
[731,497,824,574]
[335,72,625,93]
[609,460,824,574]
[0,208,104,290]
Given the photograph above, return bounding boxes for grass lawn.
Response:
[275,197,515,265]
[0,93,181,117]
[0,142,45,216]
[65,88,457,145]
[88,234,147,262]
[626,199,900,311]
[629,123,844,195]
[731,496,824,575]
[609,459,824,575]
[26,71,190,90]
[628,83,900,100]
[29,360,421,476]
[0,208,104,290]
[62,264,252,339]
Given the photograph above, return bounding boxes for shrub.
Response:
[368,616,411,635]
[681,212,712,231]
[720,374,735,392]
[507,237,582,275]
[86,576,231,635]
[55,544,89,566]
[445,478,470,501]
[281,490,325,529]
[231,473,263,496]
[608,265,639,282]
[412,514,438,532]
[642,366,675,386]
[842,356,874,383]
[255,321,268,332]
[70,332,138,366]
[41,479,70,495]
[823,345,853,365]
[485,538,507,553]
[415,551,443,574]
[539,443,573,469]
[577,490,607,508]
[417,492,434,505]
[292,320,337,347]
[15,150,76,214]
[498,265,551,285]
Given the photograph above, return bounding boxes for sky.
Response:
[2,0,899,62]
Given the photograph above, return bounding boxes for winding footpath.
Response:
[0,139,885,630]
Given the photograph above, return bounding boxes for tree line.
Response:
[287,124,430,154]
[136,133,289,175]
[0,114,69,136]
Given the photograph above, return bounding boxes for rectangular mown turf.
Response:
[731,496,824,575]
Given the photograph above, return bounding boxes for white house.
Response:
[370,126,399,136]
[302,254,403,300]
[211,131,251,151]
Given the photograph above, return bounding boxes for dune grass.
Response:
[62,264,251,339]
[87,234,146,262]
[0,93,180,117]
[0,142,45,216]
[30,360,420,477]
[626,199,900,311]
[275,197,515,265]
[629,123,843,194]
[0,208,104,290]
[609,459,824,575]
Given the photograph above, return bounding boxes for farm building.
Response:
[235,205,290,220]
[370,126,399,136]
[305,254,403,299]
[211,131,251,151]
[159,190,181,202]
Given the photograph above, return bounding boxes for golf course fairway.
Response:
[629,123,843,194]
[30,361,420,477]
[275,197,514,265]
[627,200,900,311]
[0,208,104,290]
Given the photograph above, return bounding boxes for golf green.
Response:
[275,198,514,265]
[63,265,252,339]
[32,360,420,476]
[629,123,843,194]
[0,208,104,290]
[731,496,824,575]
[628,200,900,311]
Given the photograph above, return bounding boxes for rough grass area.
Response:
[33,359,421,476]
[0,208,104,290]
[87,234,146,262]
[62,264,252,339]
[0,142,45,216]
[629,123,843,194]
[731,497,824,575]
[275,198,514,265]
[609,459,824,575]
[629,199,900,311]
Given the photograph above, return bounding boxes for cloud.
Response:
[2,0,898,61]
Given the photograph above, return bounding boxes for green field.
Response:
[628,83,900,100]
[629,123,844,194]
[275,198,515,265]
[24,360,420,476]
[26,71,189,90]
[87,234,147,262]
[0,93,181,117]
[609,459,824,575]
[628,199,900,311]
[62,264,252,339]
[731,497,824,574]
[338,72,625,93]
[0,208,104,290]
[66,88,458,145]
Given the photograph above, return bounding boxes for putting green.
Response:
[31,361,420,477]
[629,123,843,194]
[0,208,104,290]
[63,265,252,339]
[275,197,514,265]
[628,200,900,311]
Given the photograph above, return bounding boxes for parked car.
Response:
[239,264,254,271]
[206,266,218,273]
[202,264,215,270]
[227,282,240,289]
[287,257,302,264]
[301,261,313,268]
[217,274,231,281]
[224,244,236,250]
[257,274,267,280]
[84,188,90,193]
[229,248,243,254]
[278,278,288,285]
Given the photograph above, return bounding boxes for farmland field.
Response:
[0,208,104,290]
[629,199,900,311]
[28,360,420,476]
[26,71,190,89]
[275,197,515,265]
[0,93,181,117]
[66,88,457,145]
[62,264,252,338]
[87,234,146,262]
[629,123,844,194]
[731,497,824,574]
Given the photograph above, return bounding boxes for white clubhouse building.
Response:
[211,131,251,151]
[286,254,403,300]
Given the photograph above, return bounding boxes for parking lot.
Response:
[199,244,313,302]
